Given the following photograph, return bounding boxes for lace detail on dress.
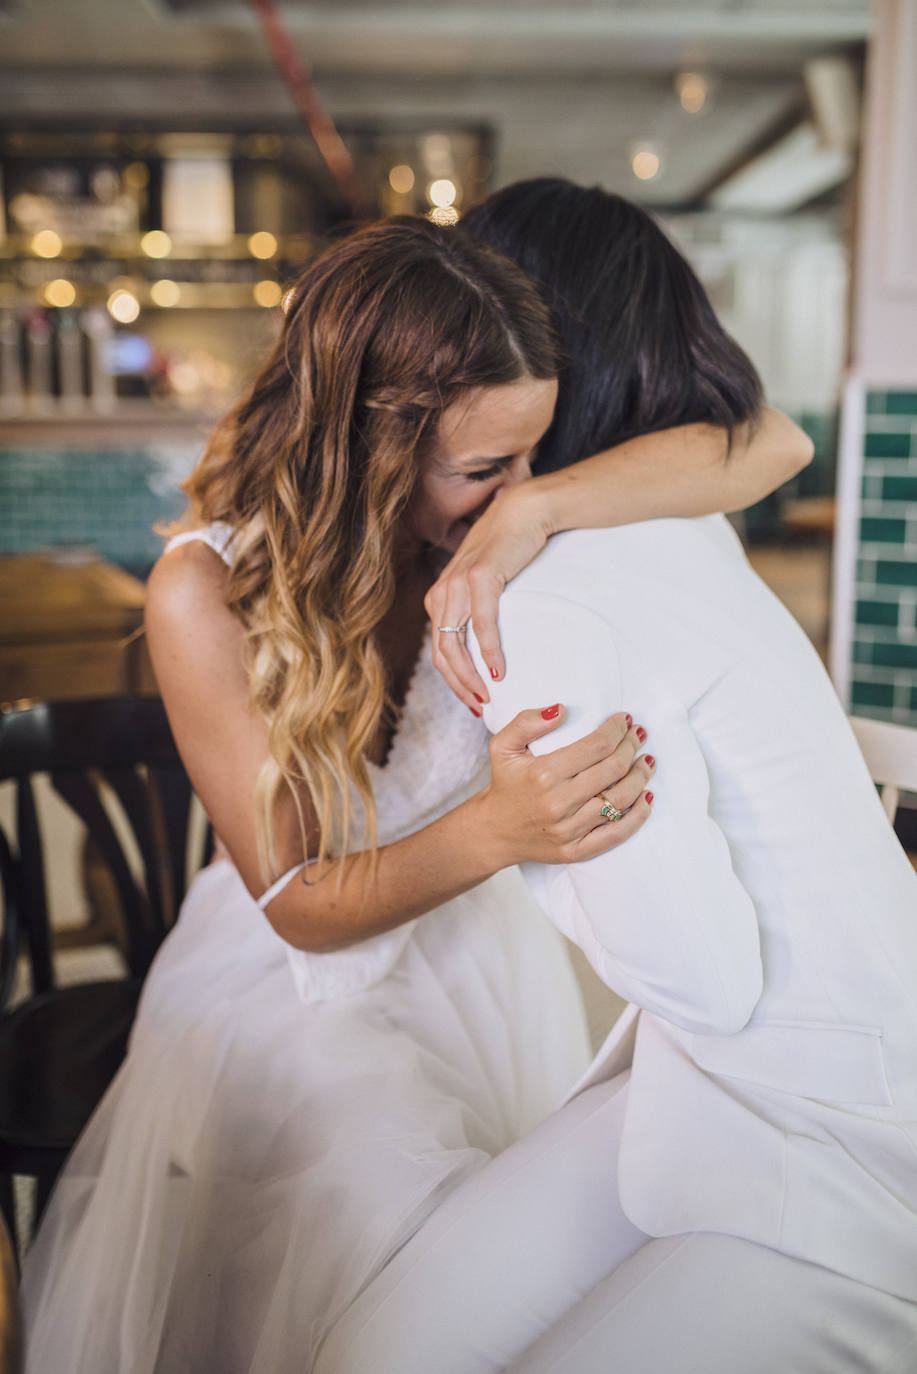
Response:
[163,521,236,565]
[285,625,491,1002]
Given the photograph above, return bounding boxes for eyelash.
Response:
[466,464,507,483]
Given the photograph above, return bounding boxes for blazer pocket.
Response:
[683,1019,892,1107]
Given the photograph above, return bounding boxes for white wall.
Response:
[851,0,917,385]
[666,212,848,413]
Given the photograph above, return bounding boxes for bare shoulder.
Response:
[147,538,242,656]
[147,538,231,629]
[145,539,251,724]
[144,539,272,890]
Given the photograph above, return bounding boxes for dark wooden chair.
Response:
[0,696,207,1260]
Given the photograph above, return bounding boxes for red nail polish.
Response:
[645,755,655,768]
[645,791,654,804]
[490,667,500,681]
[541,704,561,720]
[473,693,484,704]
[625,714,633,730]
[636,727,647,743]
[469,706,481,718]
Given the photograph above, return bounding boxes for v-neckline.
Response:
[366,623,433,776]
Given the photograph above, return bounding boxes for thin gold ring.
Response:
[598,794,624,823]
[437,623,468,634]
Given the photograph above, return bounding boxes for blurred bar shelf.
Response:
[0,403,219,446]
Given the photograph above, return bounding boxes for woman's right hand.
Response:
[476,705,655,868]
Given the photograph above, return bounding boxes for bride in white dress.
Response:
[21,215,810,1374]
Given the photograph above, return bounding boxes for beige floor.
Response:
[746,539,832,663]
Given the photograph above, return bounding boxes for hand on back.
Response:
[480,707,655,868]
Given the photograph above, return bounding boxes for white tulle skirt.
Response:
[22,858,590,1374]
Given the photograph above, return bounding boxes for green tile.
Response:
[850,680,895,708]
[856,599,899,627]
[866,433,911,460]
[911,686,917,714]
[875,560,917,588]
[860,517,907,543]
[871,642,917,670]
[885,392,917,416]
[881,476,917,503]
[866,393,886,414]
[853,641,873,664]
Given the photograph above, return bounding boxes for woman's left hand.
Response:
[426,483,551,710]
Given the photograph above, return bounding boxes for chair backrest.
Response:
[0,697,205,1008]
[849,715,917,821]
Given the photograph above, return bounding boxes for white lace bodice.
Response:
[164,523,492,1000]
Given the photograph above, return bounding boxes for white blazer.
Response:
[473,516,917,1302]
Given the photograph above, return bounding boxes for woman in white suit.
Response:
[316,182,917,1373]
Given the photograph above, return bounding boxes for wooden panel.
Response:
[0,554,157,704]
[0,640,132,705]
[0,557,145,646]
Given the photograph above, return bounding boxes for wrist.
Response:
[524,466,580,538]
[463,785,512,877]
[515,471,562,540]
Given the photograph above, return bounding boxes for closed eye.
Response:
[465,460,512,483]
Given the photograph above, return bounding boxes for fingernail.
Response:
[636,726,647,743]
[541,704,561,720]
[625,714,633,730]
[473,693,485,704]
[469,706,481,718]
[645,755,655,768]
[645,791,654,804]
[490,667,500,681]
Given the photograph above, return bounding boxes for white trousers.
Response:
[314,1073,917,1374]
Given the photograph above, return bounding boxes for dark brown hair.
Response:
[463,178,761,473]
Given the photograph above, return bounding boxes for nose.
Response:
[500,453,533,488]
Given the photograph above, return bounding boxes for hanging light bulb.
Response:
[43,279,76,308]
[675,72,710,115]
[630,142,663,181]
[107,288,140,323]
[253,280,282,308]
[428,178,458,208]
[150,279,181,308]
[388,165,415,195]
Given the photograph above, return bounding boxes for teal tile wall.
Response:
[0,444,197,577]
[742,408,838,540]
[850,390,917,725]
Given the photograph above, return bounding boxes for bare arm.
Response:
[428,408,814,707]
[536,408,812,530]
[146,541,654,954]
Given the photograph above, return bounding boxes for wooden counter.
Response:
[0,553,156,704]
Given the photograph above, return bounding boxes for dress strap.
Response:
[163,521,236,567]
[257,862,308,911]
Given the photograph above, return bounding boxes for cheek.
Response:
[420,480,467,525]
[411,483,455,537]
[453,488,487,519]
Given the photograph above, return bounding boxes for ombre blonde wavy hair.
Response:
[178,216,559,884]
